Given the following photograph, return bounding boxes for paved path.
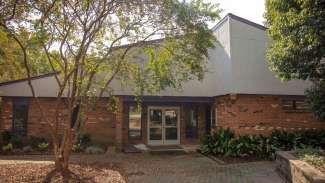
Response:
[0,153,284,183]
[119,153,284,183]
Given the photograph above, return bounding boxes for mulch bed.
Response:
[0,163,127,183]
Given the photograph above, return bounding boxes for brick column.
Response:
[0,97,13,132]
[115,97,124,152]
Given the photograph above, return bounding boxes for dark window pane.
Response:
[282,100,294,110]
[13,99,29,136]
[186,107,198,138]
[149,109,162,127]
[282,98,310,111]
[165,110,177,126]
[150,128,162,140]
[128,106,141,139]
[165,128,177,140]
[295,100,310,110]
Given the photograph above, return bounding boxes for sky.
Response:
[213,0,266,25]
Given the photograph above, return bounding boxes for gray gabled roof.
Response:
[212,13,267,31]
[0,72,59,87]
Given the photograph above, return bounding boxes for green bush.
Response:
[200,128,325,159]
[78,133,91,148]
[298,130,325,149]
[270,130,301,150]
[37,142,49,152]
[72,143,83,153]
[200,128,236,156]
[10,135,24,149]
[1,130,11,145]
[27,136,47,149]
[296,148,325,166]
[255,135,275,159]
[2,143,13,153]
[306,81,325,121]
[234,135,259,156]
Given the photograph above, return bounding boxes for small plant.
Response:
[38,142,49,152]
[2,143,13,153]
[72,143,83,153]
[10,135,24,149]
[1,130,11,145]
[85,145,105,154]
[270,130,300,151]
[200,128,236,156]
[296,148,325,167]
[28,136,47,149]
[78,133,91,148]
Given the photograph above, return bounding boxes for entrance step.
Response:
[148,145,187,155]
[122,144,143,153]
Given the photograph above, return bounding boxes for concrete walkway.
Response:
[120,153,284,183]
[0,153,284,183]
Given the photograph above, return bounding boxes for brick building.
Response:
[0,14,323,148]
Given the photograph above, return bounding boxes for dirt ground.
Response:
[0,152,284,183]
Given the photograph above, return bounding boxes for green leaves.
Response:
[306,81,325,120]
[200,128,325,159]
[265,0,325,81]
[265,0,325,120]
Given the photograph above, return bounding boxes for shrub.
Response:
[306,81,325,121]
[1,130,11,145]
[78,133,91,148]
[200,128,235,156]
[72,143,83,153]
[38,142,49,152]
[2,143,13,153]
[296,148,325,166]
[255,135,276,159]
[200,128,325,160]
[233,135,261,157]
[27,136,47,149]
[10,135,24,149]
[270,130,301,150]
[85,145,105,154]
[298,130,325,149]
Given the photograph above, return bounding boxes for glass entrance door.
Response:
[148,107,180,145]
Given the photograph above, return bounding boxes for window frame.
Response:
[282,97,310,112]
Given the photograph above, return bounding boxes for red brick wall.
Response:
[0,97,118,145]
[1,97,207,146]
[215,94,324,135]
[0,97,13,132]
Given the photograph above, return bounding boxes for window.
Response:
[12,98,29,136]
[282,98,310,112]
[128,106,142,139]
[186,107,198,138]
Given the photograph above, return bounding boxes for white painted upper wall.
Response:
[0,14,311,97]
[228,15,311,95]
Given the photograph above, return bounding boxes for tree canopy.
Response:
[0,29,52,82]
[265,0,325,82]
[265,0,325,120]
[0,0,220,174]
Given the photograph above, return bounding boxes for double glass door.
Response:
[148,107,180,145]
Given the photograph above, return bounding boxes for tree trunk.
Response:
[53,134,73,180]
